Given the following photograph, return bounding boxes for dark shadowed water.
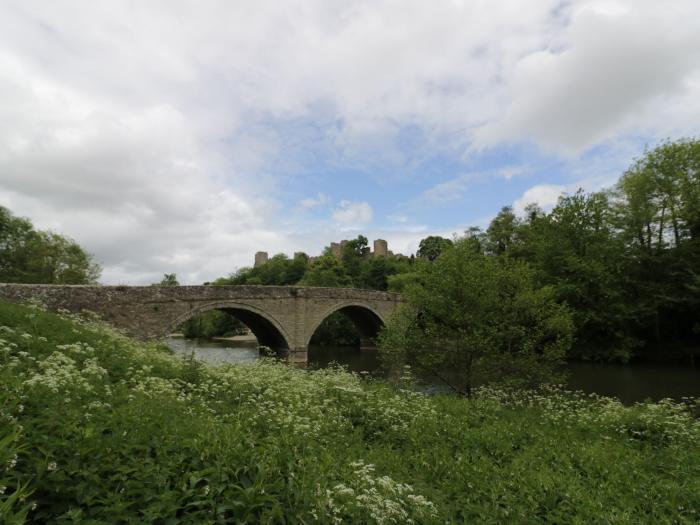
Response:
[166,338,700,404]
[565,361,700,404]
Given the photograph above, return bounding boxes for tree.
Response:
[0,205,101,284]
[379,238,573,396]
[180,310,247,338]
[300,256,352,288]
[416,236,453,261]
[221,253,309,286]
[341,235,368,284]
[519,191,638,361]
[386,271,422,293]
[485,206,522,256]
[618,138,700,249]
[615,138,700,353]
[154,273,179,286]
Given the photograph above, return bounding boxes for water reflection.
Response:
[167,337,259,365]
[307,346,382,374]
[166,337,381,373]
[566,361,700,404]
[165,338,700,404]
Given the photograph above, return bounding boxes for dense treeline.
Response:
[212,237,416,292]
[474,138,700,363]
[191,139,699,363]
[0,206,100,284]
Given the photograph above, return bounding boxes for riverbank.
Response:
[1,300,699,523]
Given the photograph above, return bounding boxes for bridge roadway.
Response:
[0,284,403,363]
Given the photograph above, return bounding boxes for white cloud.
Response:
[298,193,330,209]
[476,0,700,154]
[498,166,527,181]
[511,172,617,215]
[332,200,373,224]
[420,174,475,205]
[513,184,567,215]
[0,0,699,283]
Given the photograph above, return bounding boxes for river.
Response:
[166,337,700,404]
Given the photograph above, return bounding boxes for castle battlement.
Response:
[254,238,397,266]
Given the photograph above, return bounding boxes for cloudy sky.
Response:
[1,0,699,284]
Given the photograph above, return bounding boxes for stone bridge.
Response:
[0,284,403,363]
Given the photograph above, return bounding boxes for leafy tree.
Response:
[519,191,638,361]
[300,256,352,288]
[360,256,414,291]
[0,206,101,284]
[179,310,247,338]
[358,257,389,290]
[619,138,700,249]
[485,206,522,256]
[416,236,453,261]
[387,271,422,293]
[221,254,309,286]
[615,138,700,352]
[154,273,179,286]
[341,235,368,284]
[379,238,574,396]
[309,311,360,347]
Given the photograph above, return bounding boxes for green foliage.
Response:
[309,311,360,347]
[182,137,700,365]
[416,235,453,261]
[0,206,101,284]
[0,301,698,523]
[466,139,700,364]
[179,310,247,339]
[519,191,638,361]
[153,273,179,286]
[300,256,352,288]
[613,139,700,357]
[380,238,574,396]
[222,253,309,286]
[485,206,522,256]
[386,271,421,293]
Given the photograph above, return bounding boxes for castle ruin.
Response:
[254,238,396,266]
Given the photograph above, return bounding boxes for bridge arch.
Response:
[166,301,292,352]
[306,301,386,349]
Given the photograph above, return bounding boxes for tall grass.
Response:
[0,300,698,523]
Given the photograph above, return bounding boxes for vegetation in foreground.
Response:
[1,300,699,524]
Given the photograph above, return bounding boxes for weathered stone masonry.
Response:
[0,284,403,363]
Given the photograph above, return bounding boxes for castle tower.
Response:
[330,242,341,258]
[373,239,388,257]
[254,251,269,267]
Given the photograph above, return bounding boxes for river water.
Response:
[166,337,700,404]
